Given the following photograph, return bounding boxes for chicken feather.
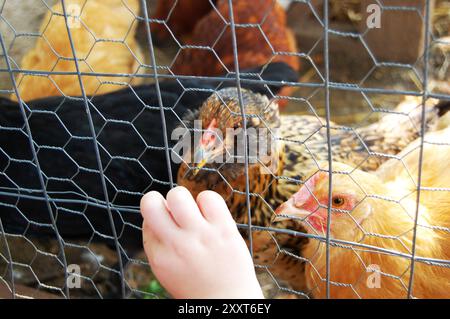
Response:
[171,0,299,80]
[12,0,143,101]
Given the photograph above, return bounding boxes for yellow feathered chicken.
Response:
[275,127,450,298]
[13,0,143,101]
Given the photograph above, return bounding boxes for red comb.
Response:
[206,118,217,131]
[292,172,326,206]
[201,118,218,146]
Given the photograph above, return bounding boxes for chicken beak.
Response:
[192,146,212,176]
[274,198,312,222]
[192,119,220,176]
[193,159,208,176]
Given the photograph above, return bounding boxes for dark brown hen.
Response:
[151,0,216,43]
[170,0,299,108]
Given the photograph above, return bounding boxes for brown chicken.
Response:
[177,91,448,293]
[151,0,216,42]
[275,127,450,298]
[13,0,143,101]
[151,0,294,43]
[170,0,299,95]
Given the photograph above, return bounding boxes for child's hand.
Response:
[140,186,264,299]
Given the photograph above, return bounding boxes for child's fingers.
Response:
[140,191,179,239]
[142,220,162,261]
[196,190,236,227]
[166,186,207,229]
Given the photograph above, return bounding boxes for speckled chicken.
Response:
[13,0,143,101]
[275,127,450,298]
[177,95,449,292]
[170,0,299,87]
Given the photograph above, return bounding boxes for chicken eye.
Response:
[332,196,345,207]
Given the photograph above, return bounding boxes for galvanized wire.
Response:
[60,0,126,298]
[140,0,174,189]
[407,0,432,299]
[322,0,333,299]
[227,0,254,257]
[0,28,70,298]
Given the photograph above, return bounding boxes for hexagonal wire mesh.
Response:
[0,0,449,299]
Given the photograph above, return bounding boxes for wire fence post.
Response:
[60,0,126,298]
[407,0,432,299]
[0,28,70,299]
[322,0,333,299]
[227,0,254,258]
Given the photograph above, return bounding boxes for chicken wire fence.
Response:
[0,0,448,299]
